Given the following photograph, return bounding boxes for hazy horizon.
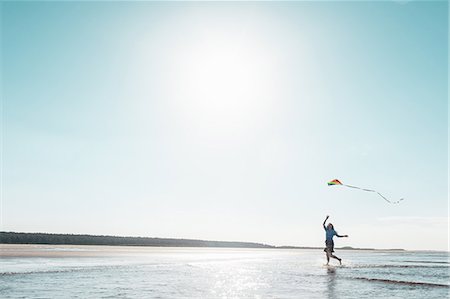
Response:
[0,231,436,251]
[1,1,448,251]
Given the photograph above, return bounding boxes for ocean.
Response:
[1,245,448,298]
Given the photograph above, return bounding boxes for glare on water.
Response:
[1,245,448,299]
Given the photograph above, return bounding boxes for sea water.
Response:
[0,245,448,298]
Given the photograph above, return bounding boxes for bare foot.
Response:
[338,258,342,265]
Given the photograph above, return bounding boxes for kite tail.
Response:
[343,184,404,204]
[343,184,362,189]
[343,184,376,192]
[376,192,392,204]
[377,192,404,204]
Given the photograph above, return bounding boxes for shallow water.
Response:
[1,245,449,298]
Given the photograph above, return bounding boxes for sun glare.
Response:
[168,24,281,137]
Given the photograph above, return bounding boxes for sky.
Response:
[1,1,448,251]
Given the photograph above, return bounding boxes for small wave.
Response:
[402,260,450,264]
[350,277,450,288]
[0,264,132,276]
[39,247,96,252]
[344,264,448,269]
[0,263,170,276]
[0,269,80,276]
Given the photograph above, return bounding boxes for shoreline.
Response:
[0,244,415,259]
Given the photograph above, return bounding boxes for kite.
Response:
[327,179,404,204]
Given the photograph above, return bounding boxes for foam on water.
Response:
[349,277,449,288]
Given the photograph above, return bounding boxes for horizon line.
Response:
[3,231,444,252]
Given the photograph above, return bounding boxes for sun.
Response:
[166,22,281,138]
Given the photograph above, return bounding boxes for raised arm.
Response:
[323,215,329,230]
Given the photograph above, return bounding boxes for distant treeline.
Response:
[0,232,274,248]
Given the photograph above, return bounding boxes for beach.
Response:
[1,244,448,298]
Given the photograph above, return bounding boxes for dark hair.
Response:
[328,223,334,230]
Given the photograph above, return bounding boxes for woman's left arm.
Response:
[336,234,349,238]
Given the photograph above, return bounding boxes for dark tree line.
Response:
[0,232,274,248]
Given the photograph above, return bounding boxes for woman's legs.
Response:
[330,254,342,265]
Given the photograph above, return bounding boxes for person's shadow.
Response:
[326,267,337,299]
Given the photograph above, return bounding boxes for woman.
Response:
[323,215,348,265]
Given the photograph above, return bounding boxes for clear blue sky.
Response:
[1,1,448,250]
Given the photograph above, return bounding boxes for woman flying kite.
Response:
[323,215,348,265]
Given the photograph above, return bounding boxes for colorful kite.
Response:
[327,179,404,204]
